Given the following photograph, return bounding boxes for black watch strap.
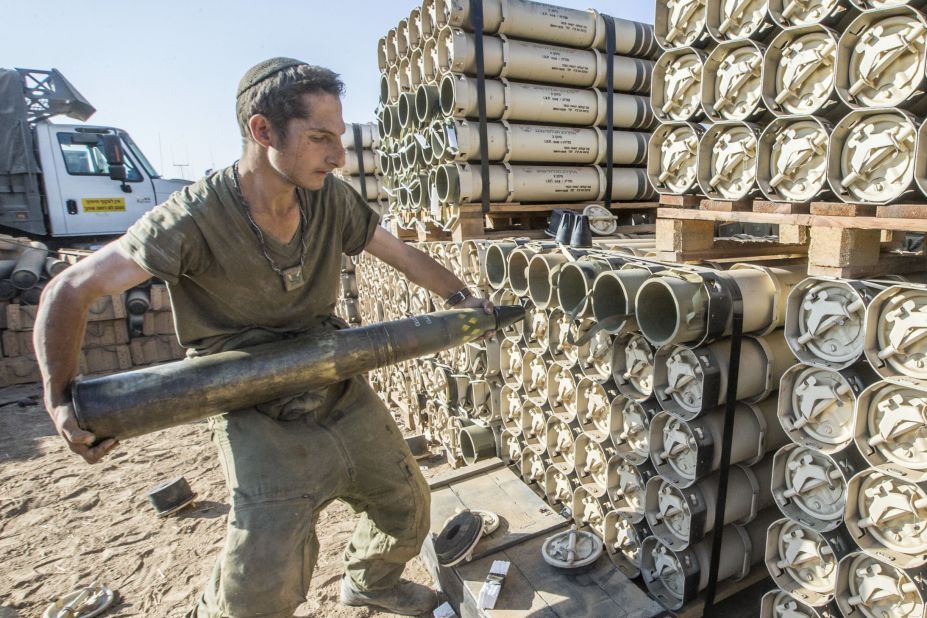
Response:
[444,287,473,308]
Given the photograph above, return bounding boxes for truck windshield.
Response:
[119,131,161,179]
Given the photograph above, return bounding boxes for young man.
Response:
[34,57,488,617]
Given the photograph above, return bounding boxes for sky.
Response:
[2,1,655,181]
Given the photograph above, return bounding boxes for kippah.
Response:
[237,57,307,98]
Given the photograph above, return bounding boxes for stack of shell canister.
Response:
[374,0,660,232]
[336,122,387,219]
[648,0,927,210]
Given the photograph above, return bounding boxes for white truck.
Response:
[0,68,190,240]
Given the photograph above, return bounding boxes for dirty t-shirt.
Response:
[118,166,379,356]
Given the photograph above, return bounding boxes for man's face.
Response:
[267,93,346,191]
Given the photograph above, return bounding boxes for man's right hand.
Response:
[48,401,118,464]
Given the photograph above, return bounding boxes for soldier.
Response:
[34,57,490,617]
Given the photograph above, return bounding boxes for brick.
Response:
[80,344,132,375]
[142,311,176,336]
[2,330,34,358]
[82,319,130,348]
[129,335,185,366]
[6,294,126,331]
[86,294,127,322]
[149,284,172,311]
[0,356,41,386]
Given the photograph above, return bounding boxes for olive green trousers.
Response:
[190,376,431,617]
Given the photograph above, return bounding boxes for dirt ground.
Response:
[0,383,447,618]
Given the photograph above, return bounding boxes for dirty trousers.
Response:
[192,375,431,617]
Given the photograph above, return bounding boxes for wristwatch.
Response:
[444,287,473,308]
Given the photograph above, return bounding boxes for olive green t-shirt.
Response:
[118,166,379,356]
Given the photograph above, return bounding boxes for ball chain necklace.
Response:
[233,161,309,291]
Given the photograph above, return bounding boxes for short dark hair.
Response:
[236,63,345,144]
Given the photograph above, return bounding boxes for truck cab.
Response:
[32,122,189,237]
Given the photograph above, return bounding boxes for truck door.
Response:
[39,124,158,236]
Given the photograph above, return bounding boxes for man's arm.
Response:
[35,242,152,464]
[364,227,487,310]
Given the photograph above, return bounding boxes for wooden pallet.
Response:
[447,201,659,242]
[656,197,927,278]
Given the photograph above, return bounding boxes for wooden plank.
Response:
[454,534,668,618]
[809,227,880,268]
[659,194,701,208]
[428,462,566,561]
[656,239,807,262]
[753,200,811,215]
[807,252,927,279]
[614,224,656,235]
[429,458,507,490]
[701,198,753,212]
[658,208,927,232]
[810,202,877,216]
[655,219,714,253]
[877,204,927,219]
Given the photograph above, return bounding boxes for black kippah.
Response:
[237,57,307,98]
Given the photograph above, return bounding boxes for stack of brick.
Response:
[0,282,185,388]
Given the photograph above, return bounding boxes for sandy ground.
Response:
[0,383,446,618]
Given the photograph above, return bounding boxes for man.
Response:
[34,58,488,617]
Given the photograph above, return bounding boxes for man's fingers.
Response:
[61,424,96,446]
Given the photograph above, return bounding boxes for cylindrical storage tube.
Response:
[571,485,607,535]
[762,25,844,119]
[460,424,497,465]
[522,305,550,353]
[757,116,833,203]
[526,252,570,310]
[341,122,379,150]
[499,384,522,434]
[557,259,618,319]
[761,589,840,618]
[438,74,655,129]
[636,264,804,348]
[501,428,522,466]
[777,362,880,454]
[546,363,577,423]
[855,380,927,482]
[545,416,578,473]
[520,448,548,485]
[835,7,927,113]
[591,266,654,335]
[765,518,857,607]
[507,245,549,296]
[500,338,524,389]
[125,287,150,316]
[578,328,615,385]
[342,176,387,201]
[575,378,615,442]
[611,332,657,402]
[438,118,648,165]
[484,239,521,290]
[653,332,795,420]
[11,241,48,290]
[648,122,705,195]
[437,27,653,94]
[650,398,788,487]
[696,120,762,200]
[437,1,658,58]
[415,83,441,126]
[642,510,776,611]
[656,0,712,49]
[835,551,927,618]
[645,456,773,550]
[652,48,707,122]
[543,464,575,508]
[701,40,767,122]
[845,469,927,569]
[610,395,660,465]
[864,283,927,382]
[706,0,777,41]
[768,0,858,28]
[784,277,880,370]
[573,432,613,494]
[607,455,657,523]
[827,108,920,205]
[520,400,549,457]
[604,511,651,579]
[771,443,867,532]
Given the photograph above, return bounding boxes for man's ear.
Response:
[248,114,275,148]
